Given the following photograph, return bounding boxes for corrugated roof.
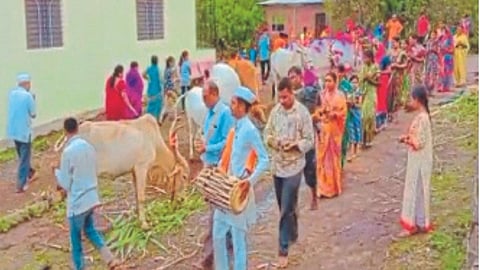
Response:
[259,0,323,5]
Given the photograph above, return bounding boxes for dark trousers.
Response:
[14,140,33,190]
[274,172,302,256]
[260,60,270,82]
[181,86,191,110]
[199,207,233,269]
[304,149,317,189]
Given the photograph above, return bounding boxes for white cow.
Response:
[270,43,311,102]
[307,38,356,70]
[54,114,189,229]
[174,63,241,159]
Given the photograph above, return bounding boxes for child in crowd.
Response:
[249,44,257,66]
[376,56,391,131]
[347,75,363,161]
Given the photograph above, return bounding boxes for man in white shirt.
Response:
[6,73,38,193]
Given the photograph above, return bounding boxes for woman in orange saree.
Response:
[313,72,347,198]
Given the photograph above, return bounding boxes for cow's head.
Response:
[291,42,313,69]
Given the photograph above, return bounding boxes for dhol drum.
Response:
[193,167,250,215]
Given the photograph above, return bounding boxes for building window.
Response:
[315,13,327,37]
[25,0,63,50]
[271,15,285,32]
[136,0,165,41]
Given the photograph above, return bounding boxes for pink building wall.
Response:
[263,4,327,38]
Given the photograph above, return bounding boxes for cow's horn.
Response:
[53,134,67,152]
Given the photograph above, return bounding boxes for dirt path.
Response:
[248,115,412,270]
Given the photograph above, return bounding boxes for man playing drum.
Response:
[193,79,235,269]
[264,77,315,268]
[212,86,270,270]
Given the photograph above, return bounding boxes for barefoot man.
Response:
[264,77,315,268]
[288,66,319,209]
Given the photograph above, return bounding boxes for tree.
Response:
[324,0,478,51]
[196,0,264,50]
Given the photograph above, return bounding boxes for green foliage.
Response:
[0,131,62,163]
[440,91,478,151]
[0,195,55,233]
[106,190,205,260]
[385,170,472,269]
[196,0,264,49]
[324,0,479,51]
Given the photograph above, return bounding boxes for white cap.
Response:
[16,73,31,84]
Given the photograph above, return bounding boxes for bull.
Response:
[54,114,189,229]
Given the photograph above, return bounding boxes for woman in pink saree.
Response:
[125,61,144,119]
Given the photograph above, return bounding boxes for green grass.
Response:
[0,131,63,163]
[385,171,473,270]
[105,189,205,260]
[439,92,479,151]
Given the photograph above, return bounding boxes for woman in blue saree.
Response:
[143,55,163,122]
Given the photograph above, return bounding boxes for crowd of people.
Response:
[4,11,473,270]
[104,50,193,123]
[188,13,472,270]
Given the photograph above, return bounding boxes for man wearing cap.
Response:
[212,86,269,270]
[6,73,38,193]
[193,79,235,270]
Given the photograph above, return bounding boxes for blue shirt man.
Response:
[199,80,235,166]
[258,31,271,83]
[52,117,119,270]
[258,32,270,62]
[6,73,37,192]
[213,86,269,270]
[193,79,236,269]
